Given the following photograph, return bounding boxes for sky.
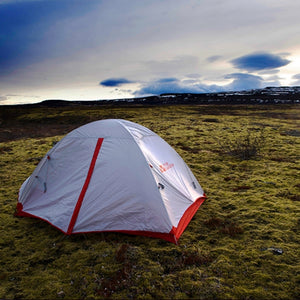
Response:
[1,0,300,105]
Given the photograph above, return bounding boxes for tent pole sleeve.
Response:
[67,138,104,234]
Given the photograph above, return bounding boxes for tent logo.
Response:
[159,162,174,173]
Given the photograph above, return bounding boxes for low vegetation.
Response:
[218,129,265,160]
[0,104,299,299]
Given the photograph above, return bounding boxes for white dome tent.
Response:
[16,119,206,244]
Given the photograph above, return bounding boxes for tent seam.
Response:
[115,119,174,230]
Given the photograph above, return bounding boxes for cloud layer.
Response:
[231,53,291,72]
[0,0,299,104]
[0,0,99,74]
[101,52,287,96]
[134,73,267,96]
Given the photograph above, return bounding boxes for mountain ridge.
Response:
[3,86,300,107]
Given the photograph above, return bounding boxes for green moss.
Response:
[0,104,299,299]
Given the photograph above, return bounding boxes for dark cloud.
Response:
[0,0,99,73]
[230,52,291,72]
[0,95,7,102]
[100,78,133,87]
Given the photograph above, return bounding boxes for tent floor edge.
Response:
[71,229,178,244]
[173,195,207,241]
[14,203,68,235]
[14,195,206,244]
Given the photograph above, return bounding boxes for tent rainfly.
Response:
[16,119,206,243]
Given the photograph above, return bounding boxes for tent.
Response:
[16,119,206,243]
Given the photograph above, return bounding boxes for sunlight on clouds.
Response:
[38,84,138,101]
[280,53,300,85]
[1,94,41,105]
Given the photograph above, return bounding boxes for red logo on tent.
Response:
[159,162,174,173]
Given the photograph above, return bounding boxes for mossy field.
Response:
[0,104,299,299]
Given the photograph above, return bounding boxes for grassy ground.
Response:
[0,104,299,299]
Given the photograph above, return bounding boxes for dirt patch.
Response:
[0,124,76,143]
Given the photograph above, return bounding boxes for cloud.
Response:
[135,77,221,96]
[135,78,194,95]
[0,0,44,4]
[186,73,202,79]
[257,69,280,75]
[0,0,99,73]
[1,0,299,105]
[154,77,178,83]
[143,56,199,76]
[6,93,40,98]
[224,73,264,90]
[134,72,282,96]
[230,52,291,72]
[292,73,300,85]
[206,55,223,63]
[100,78,133,87]
[0,93,41,104]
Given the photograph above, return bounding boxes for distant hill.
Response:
[159,86,300,104]
[5,86,300,107]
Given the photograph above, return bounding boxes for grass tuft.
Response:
[219,129,265,160]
